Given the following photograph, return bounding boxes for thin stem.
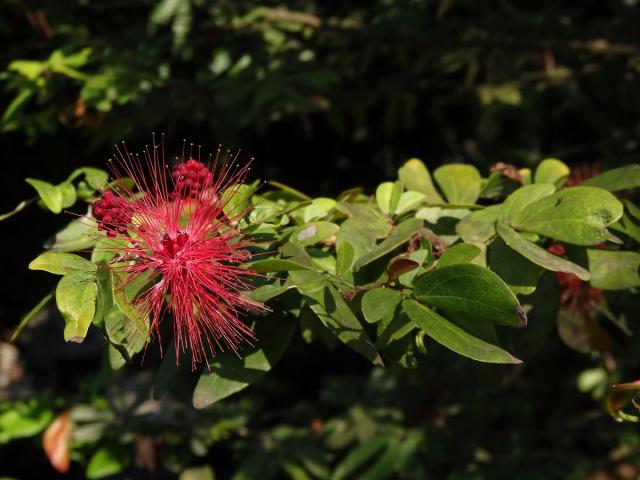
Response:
[10,290,54,343]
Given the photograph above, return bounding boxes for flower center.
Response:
[161,232,189,258]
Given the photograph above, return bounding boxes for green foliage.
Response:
[14,155,640,423]
[509,187,623,245]
[0,397,53,444]
[193,315,297,408]
[4,2,640,477]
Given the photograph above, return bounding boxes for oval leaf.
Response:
[456,205,500,243]
[26,178,62,213]
[534,158,570,187]
[353,217,422,270]
[497,224,590,280]
[86,445,130,479]
[362,288,402,324]
[398,158,443,203]
[511,186,624,245]
[402,300,521,364]
[375,181,403,215]
[56,271,97,343]
[413,263,525,328]
[44,218,97,252]
[292,221,339,246]
[193,315,296,408]
[436,243,481,268]
[587,249,640,290]
[582,164,640,192]
[499,184,556,223]
[249,258,320,273]
[29,251,97,275]
[433,164,481,205]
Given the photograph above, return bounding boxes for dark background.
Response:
[2,1,640,478]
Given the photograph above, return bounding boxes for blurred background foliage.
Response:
[3,0,640,478]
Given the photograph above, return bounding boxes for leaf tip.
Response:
[510,354,524,364]
[515,305,528,328]
[65,336,85,343]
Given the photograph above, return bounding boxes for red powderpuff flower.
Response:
[547,243,603,306]
[566,162,600,187]
[95,136,265,368]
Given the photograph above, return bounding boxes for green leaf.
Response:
[611,212,640,244]
[222,184,256,219]
[193,315,296,408]
[436,243,481,268]
[91,236,127,263]
[93,264,113,328]
[249,258,321,273]
[77,167,109,189]
[104,306,147,364]
[358,431,421,480]
[498,184,555,223]
[488,238,542,295]
[336,203,392,260]
[511,186,624,245]
[56,271,97,342]
[413,263,525,328]
[335,241,355,278]
[292,197,336,223]
[2,88,34,122]
[0,198,35,222]
[29,251,97,275]
[375,181,403,215]
[361,288,402,324]
[395,191,426,215]
[397,158,444,203]
[587,249,640,290]
[290,270,383,366]
[582,164,640,192]
[353,217,422,270]
[25,178,63,213]
[152,343,178,398]
[402,300,521,364]
[10,291,54,342]
[268,180,312,201]
[534,158,570,187]
[0,397,53,444]
[497,224,590,280]
[111,271,151,345]
[248,284,296,303]
[456,205,500,243]
[331,437,389,480]
[8,59,46,80]
[308,247,336,273]
[86,444,130,479]
[57,181,77,209]
[479,170,519,199]
[44,217,97,252]
[375,309,415,349]
[291,221,339,246]
[433,164,482,205]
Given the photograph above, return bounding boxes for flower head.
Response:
[95,136,264,368]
